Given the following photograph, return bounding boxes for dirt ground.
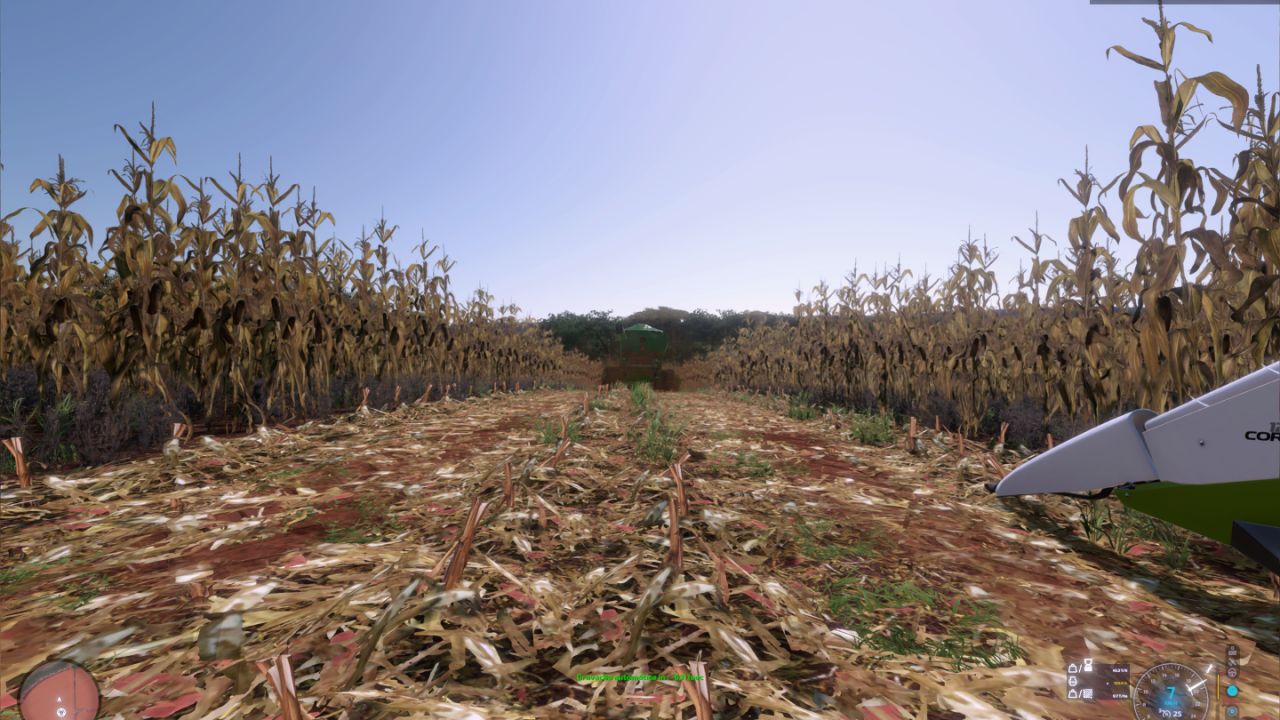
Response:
[1,389,1276,719]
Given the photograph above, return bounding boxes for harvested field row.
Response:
[1,389,1276,719]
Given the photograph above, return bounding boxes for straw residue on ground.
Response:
[1,388,1276,719]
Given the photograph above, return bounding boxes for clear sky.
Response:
[2,1,1277,318]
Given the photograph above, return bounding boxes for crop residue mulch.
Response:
[1,389,1276,719]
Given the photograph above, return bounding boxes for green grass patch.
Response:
[828,577,938,620]
[630,410,682,465]
[323,525,376,544]
[699,451,771,479]
[735,452,774,479]
[624,384,682,465]
[254,466,309,487]
[786,393,819,421]
[1077,500,1195,570]
[793,519,879,563]
[0,557,76,596]
[824,575,1025,671]
[846,411,896,446]
[0,564,40,594]
[0,398,38,438]
[629,382,655,411]
[730,391,786,413]
[535,418,581,445]
[42,394,82,465]
[57,572,111,610]
[324,496,404,544]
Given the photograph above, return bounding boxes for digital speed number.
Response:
[1132,662,1210,720]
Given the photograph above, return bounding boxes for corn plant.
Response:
[706,11,1277,446]
[1,107,598,438]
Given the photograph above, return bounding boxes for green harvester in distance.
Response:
[601,323,680,391]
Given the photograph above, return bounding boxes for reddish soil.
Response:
[129,508,362,581]
[760,430,827,447]
[796,453,865,479]
[4,390,1276,720]
[435,416,529,463]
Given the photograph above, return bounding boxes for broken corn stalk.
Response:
[670,459,689,516]
[3,437,31,488]
[444,498,489,590]
[502,461,515,509]
[678,661,712,720]
[258,654,307,720]
[667,495,683,572]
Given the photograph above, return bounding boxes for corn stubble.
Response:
[1,108,595,431]
[698,14,1279,438]
[0,11,1277,720]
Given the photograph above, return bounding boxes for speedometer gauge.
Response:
[1132,662,1210,720]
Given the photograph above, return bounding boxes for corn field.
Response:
[2,11,1279,718]
[706,13,1280,441]
[0,109,596,431]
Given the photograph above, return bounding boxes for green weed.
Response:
[828,578,938,619]
[535,418,580,445]
[825,576,1025,671]
[698,451,763,478]
[57,572,111,610]
[254,466,309,487]
[1159,532,1193,571]
[794,519,879,563]
[0,565,40,594]
[735,452,774,479]
[0,399,38,438]
[930,626,1028,672]
[1077,500,1196,570]
[847,411,896,446]
[1077,500,1108,544]
[786,393,819,421]
[1123,507,1195,570]
[324,496,404,544]
[630,411,682,465]
[36,394,82,465]
[0,557,75,595]
[629,382,655,411]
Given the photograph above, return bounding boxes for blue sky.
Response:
[2,1,1277,318]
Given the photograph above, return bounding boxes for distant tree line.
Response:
[539,308,795,363]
